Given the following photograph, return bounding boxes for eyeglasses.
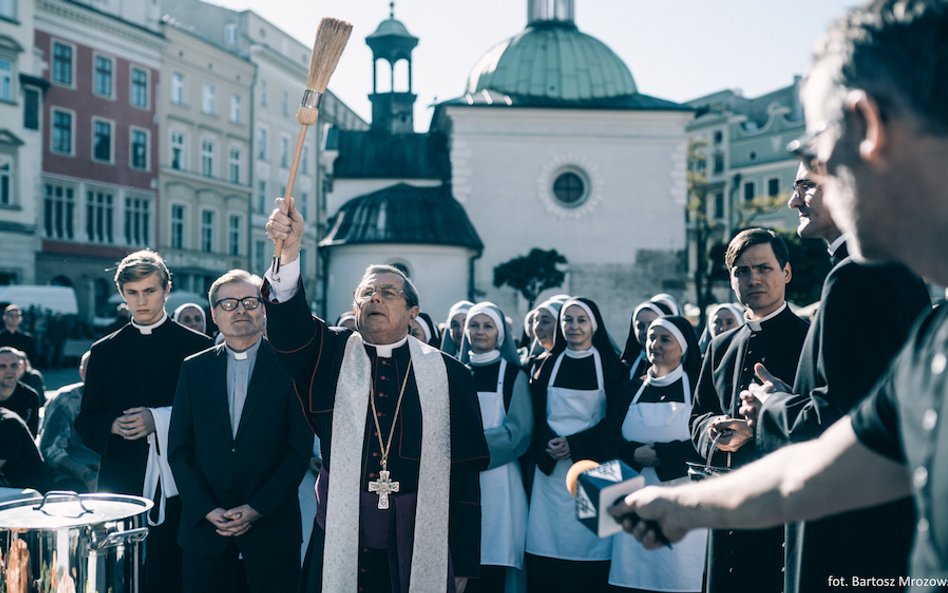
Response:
[786,116,843,174]
[354,285,405,302]
[213,297,263,312]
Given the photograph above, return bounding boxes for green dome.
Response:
[465,22,636,102]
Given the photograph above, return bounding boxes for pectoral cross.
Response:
[368,469,400,509]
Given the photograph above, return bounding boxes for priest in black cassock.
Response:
[76,250,212,593]
[690,228,809,593]
[264,198,489,593]
[739,166,931,593]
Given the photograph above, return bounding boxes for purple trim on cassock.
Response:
[315,467,457,593]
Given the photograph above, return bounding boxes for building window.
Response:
[254,240,265,270]
[279,135,289,169]
[224,23,238,46]
[202,84,215,114]
[714,192,725,220]
[743,181,756,202]
[230,94,241,123]
[86,190,114,244]
[301,144,310,174]
[44,183,75,240]
[281,91,289,116]
[767,177,780,197]
[552,170,588,208]
[93,55,113,97]
[124,196,150,246]
[0,0,16,20]
[0,59,12,101]
[299,192,308,219]
[23,87,39,130]
[92,119,113,163]
[228,147,241,183]
[52,41,73,86]
[0,157,11,205]
[170,131,186,170]
[713,151,724,174]
[130,67,149,108]
[256,180,267,214]
[171,204,185,249]
[257,127,267,160]
[259,79,267,107]
[713,130,723,145]
[201,210,214,253]
[130,128,148,170]
[229,214,241,256]
[201,140,215,178]
[51,109,73,154]
[171,72,184,104]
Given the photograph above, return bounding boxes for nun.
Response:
[333,311,357,331]
[620,300,673,382]
[172,302,206,335]
[459,302,533,593]
[523,298,563,375]
[440,300,474,357]
[525,297,628,593]
[606,315,707,592]
[650,293,681,316]
[409,311,441,347]
[698,303,746,355]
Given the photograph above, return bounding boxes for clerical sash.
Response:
[323,333,451,593]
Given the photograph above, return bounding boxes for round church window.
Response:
[552,171,588,208]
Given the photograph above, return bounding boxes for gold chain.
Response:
[368,359,413,471]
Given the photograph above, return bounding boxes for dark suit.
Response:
[169,339,313,593]
[756,248,931,593]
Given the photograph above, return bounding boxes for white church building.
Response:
[320,0,692,335]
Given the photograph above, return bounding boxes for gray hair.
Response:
[358,264,420,309]
[208,269,263,307]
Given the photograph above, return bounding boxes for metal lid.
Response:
[0,492,153,529]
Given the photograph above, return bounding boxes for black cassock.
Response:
[76,319,211,593]
[756,248,930,593]
[262,283,489,593]
[690,304,809,593]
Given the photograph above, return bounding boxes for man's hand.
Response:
[215,504,261,538]
[546,437,571,460]
[455,577,468,593]
[112,407,155,440]
[608,486,690,549]
[633,444,659,467]
[741,364,791,429]
[738,391,763,428]
[265,197,304,265]
[708,417,753,452]
[205,508,232,532]
[754,363,791,394]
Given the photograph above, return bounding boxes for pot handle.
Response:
[33,490,93,519]
[92,527,150,551]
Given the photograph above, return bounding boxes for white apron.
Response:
[610,367,707,591]
[526,348,611,561]
[477,359,529,569]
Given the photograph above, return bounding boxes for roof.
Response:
[319,183,483,252]
[326,128,450,180]
[465,20,637,104]
[438,88,692,112]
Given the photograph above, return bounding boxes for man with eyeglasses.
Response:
[169,269,312,593]
[736,164,930,592]
[0,305,39,371]
[77,249,211,593]
[611,1,948,590]
[264,198,489,593]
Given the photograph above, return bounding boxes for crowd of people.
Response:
[2,1,948,592]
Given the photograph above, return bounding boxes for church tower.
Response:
[366,2,419,134]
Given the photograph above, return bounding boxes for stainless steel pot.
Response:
[0,491,153,593]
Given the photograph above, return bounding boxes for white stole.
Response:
[143,406,178,526]
[323,333,452,593]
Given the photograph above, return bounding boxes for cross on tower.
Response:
[368,469,400,509]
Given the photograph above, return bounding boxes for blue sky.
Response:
[210,0,858,129]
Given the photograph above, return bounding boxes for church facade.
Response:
[321,0,692,336]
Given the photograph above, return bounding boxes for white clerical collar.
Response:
[564,346,595,359]
[469,350,501,365]
[226,336,262,361]
[131,312,168,335]
[828,234,848,257]
[744,302,787,332]
[364,335,408,358]
[646,364,684,387]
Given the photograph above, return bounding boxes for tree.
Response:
[493,248,568,310]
